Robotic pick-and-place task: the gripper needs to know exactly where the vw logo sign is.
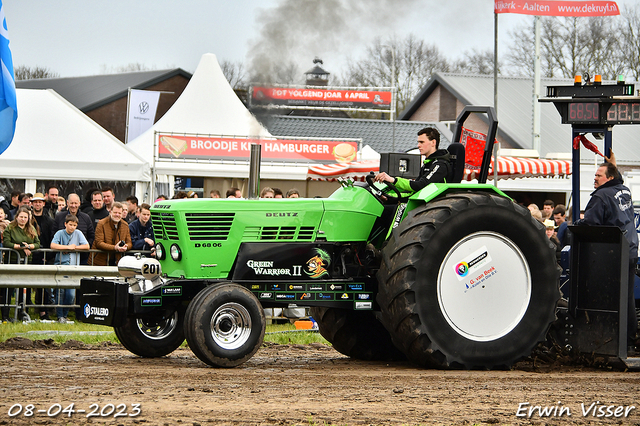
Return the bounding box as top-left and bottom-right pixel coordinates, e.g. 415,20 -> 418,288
138,101 -> 150,114
84,304 -> 91,318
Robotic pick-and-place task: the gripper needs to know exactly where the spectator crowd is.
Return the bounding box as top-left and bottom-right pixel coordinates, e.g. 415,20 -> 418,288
0,186 -> 156,323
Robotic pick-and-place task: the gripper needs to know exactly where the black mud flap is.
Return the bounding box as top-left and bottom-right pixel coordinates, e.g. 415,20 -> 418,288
78,278 -> 129,327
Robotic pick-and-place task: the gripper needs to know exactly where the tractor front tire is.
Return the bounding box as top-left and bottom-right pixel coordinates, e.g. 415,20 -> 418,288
114,310 -> 185,358
377,192 -> 559,369
310,307 -> 405,361
184,284 -> 265,368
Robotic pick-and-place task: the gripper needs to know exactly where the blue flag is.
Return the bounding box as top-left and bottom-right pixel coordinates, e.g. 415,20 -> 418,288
0,0 -> 17,155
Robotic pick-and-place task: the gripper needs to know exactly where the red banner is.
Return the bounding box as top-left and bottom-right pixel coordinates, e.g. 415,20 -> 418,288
157,135 -> 359,164
460,128 -> 487,170
495,0 -> 619,16
251,86 -> 392,109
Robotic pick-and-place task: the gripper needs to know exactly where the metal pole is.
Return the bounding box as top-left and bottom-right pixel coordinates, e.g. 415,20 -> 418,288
533,16 -> 542,154
151,131 -> 157,202
124,87 -> 131,144
391,48 -> 396,152
571,128 -> 581,223
248,144 -> 262,199
493,11 -> 499,185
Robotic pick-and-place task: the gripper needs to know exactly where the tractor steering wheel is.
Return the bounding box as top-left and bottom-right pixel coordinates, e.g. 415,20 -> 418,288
366,172 -> 402,203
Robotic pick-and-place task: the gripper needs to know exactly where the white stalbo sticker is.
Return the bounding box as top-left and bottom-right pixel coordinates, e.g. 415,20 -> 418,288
453,245 -> 492,282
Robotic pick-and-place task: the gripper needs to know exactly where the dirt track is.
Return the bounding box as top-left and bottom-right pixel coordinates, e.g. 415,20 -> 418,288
0,338 -> 639,426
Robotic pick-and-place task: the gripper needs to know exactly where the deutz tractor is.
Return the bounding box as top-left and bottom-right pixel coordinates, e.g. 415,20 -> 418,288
79,106 -> 560,369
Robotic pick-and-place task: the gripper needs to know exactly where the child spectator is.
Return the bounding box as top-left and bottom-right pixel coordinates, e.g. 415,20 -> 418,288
50,214 -> 90,323
286,188 -> 300,198
260,187 -> 275,198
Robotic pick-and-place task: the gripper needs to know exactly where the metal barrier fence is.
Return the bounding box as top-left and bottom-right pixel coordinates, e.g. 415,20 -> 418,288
0,247 -> 150,322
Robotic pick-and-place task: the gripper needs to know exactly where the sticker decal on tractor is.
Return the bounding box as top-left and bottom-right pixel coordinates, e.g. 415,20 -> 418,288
316,293 -> 334,300
83,303 -> 109,319
162,286 -> 182,296
392,203 -> 407,229
305,248 -> 330,279
275,293 -> 296,300
454,245 -> 492,281
297,293 -> 314,300
247,259 -> 300,276
464,266 -> 497,293
355,301 -> 372,310
141,297 -> 162,306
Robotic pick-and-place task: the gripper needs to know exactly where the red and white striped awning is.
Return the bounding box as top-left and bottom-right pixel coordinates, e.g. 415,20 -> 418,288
307,160 -> 380,181
307,157 -> 571,181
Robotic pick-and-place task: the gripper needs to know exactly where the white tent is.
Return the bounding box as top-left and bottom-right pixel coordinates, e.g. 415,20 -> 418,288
0,88 -> 150,182
127,53 -> 311,183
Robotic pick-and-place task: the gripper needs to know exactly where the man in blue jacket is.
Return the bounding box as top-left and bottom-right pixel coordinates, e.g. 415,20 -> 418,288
575,161 -> 638,351
129,203 -> 155,251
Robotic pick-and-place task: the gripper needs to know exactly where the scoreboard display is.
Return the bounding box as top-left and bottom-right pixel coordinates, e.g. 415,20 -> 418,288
567,102 -> 599,123
542,81 -> 640,125
605,102 -> 640,123
563,102 -> 640,125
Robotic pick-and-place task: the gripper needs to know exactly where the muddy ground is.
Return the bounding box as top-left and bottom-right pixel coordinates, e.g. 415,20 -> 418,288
0,338 -> 639,426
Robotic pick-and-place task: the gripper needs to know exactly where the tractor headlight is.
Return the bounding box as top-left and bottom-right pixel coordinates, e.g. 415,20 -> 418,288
155,243 -> 165,260
170,244 -> 182,261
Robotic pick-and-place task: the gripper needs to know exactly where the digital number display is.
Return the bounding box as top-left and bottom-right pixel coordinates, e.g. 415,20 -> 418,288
568,103 -> 600,122
606,103 -> 640,123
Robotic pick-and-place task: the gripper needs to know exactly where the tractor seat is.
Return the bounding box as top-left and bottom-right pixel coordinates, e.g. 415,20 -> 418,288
447,142 -> 465,184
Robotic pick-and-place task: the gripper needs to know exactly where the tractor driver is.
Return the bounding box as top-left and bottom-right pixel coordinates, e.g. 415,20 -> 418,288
375,127 -> 452,192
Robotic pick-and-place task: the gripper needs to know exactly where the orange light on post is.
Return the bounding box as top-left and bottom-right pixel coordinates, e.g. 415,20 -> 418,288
574,75 -> 582,86
594,74 -> 602,85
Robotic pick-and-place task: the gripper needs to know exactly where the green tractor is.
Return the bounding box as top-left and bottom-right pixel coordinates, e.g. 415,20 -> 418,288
79,106 -> 559,369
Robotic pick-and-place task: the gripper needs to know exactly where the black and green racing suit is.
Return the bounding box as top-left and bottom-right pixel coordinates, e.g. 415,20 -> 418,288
392,149 -> 452,193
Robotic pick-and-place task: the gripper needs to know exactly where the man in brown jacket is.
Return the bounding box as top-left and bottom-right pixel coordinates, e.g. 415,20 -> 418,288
91,202 -> 132,266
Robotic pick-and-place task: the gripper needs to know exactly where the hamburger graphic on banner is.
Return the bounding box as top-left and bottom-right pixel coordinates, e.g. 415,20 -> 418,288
157,134 -> 358,164
332,143 -> 356,163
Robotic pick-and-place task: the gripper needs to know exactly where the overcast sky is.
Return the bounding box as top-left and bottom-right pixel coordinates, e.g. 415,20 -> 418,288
2,0 -> 634,79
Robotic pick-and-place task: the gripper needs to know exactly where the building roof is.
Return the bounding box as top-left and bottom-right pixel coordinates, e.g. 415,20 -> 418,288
15,69 -> 192,112
260,115 -> 453,154
399,72 -> 640,165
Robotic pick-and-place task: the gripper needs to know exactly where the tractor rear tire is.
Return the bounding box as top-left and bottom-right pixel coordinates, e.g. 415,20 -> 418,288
310,307 -> 405,361
377,192 -> 559,369
184,283 -> 265,368
114,310 -> 185,358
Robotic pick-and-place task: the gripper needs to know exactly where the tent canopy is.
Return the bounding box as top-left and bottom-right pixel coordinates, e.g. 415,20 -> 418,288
0,89 -> 149,181
127,53 -> 285,178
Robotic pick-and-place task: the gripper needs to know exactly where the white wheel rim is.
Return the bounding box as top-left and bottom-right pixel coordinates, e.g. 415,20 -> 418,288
437,232 -> 531,342
210,302 -> 252,350
136,311 -> 179,340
